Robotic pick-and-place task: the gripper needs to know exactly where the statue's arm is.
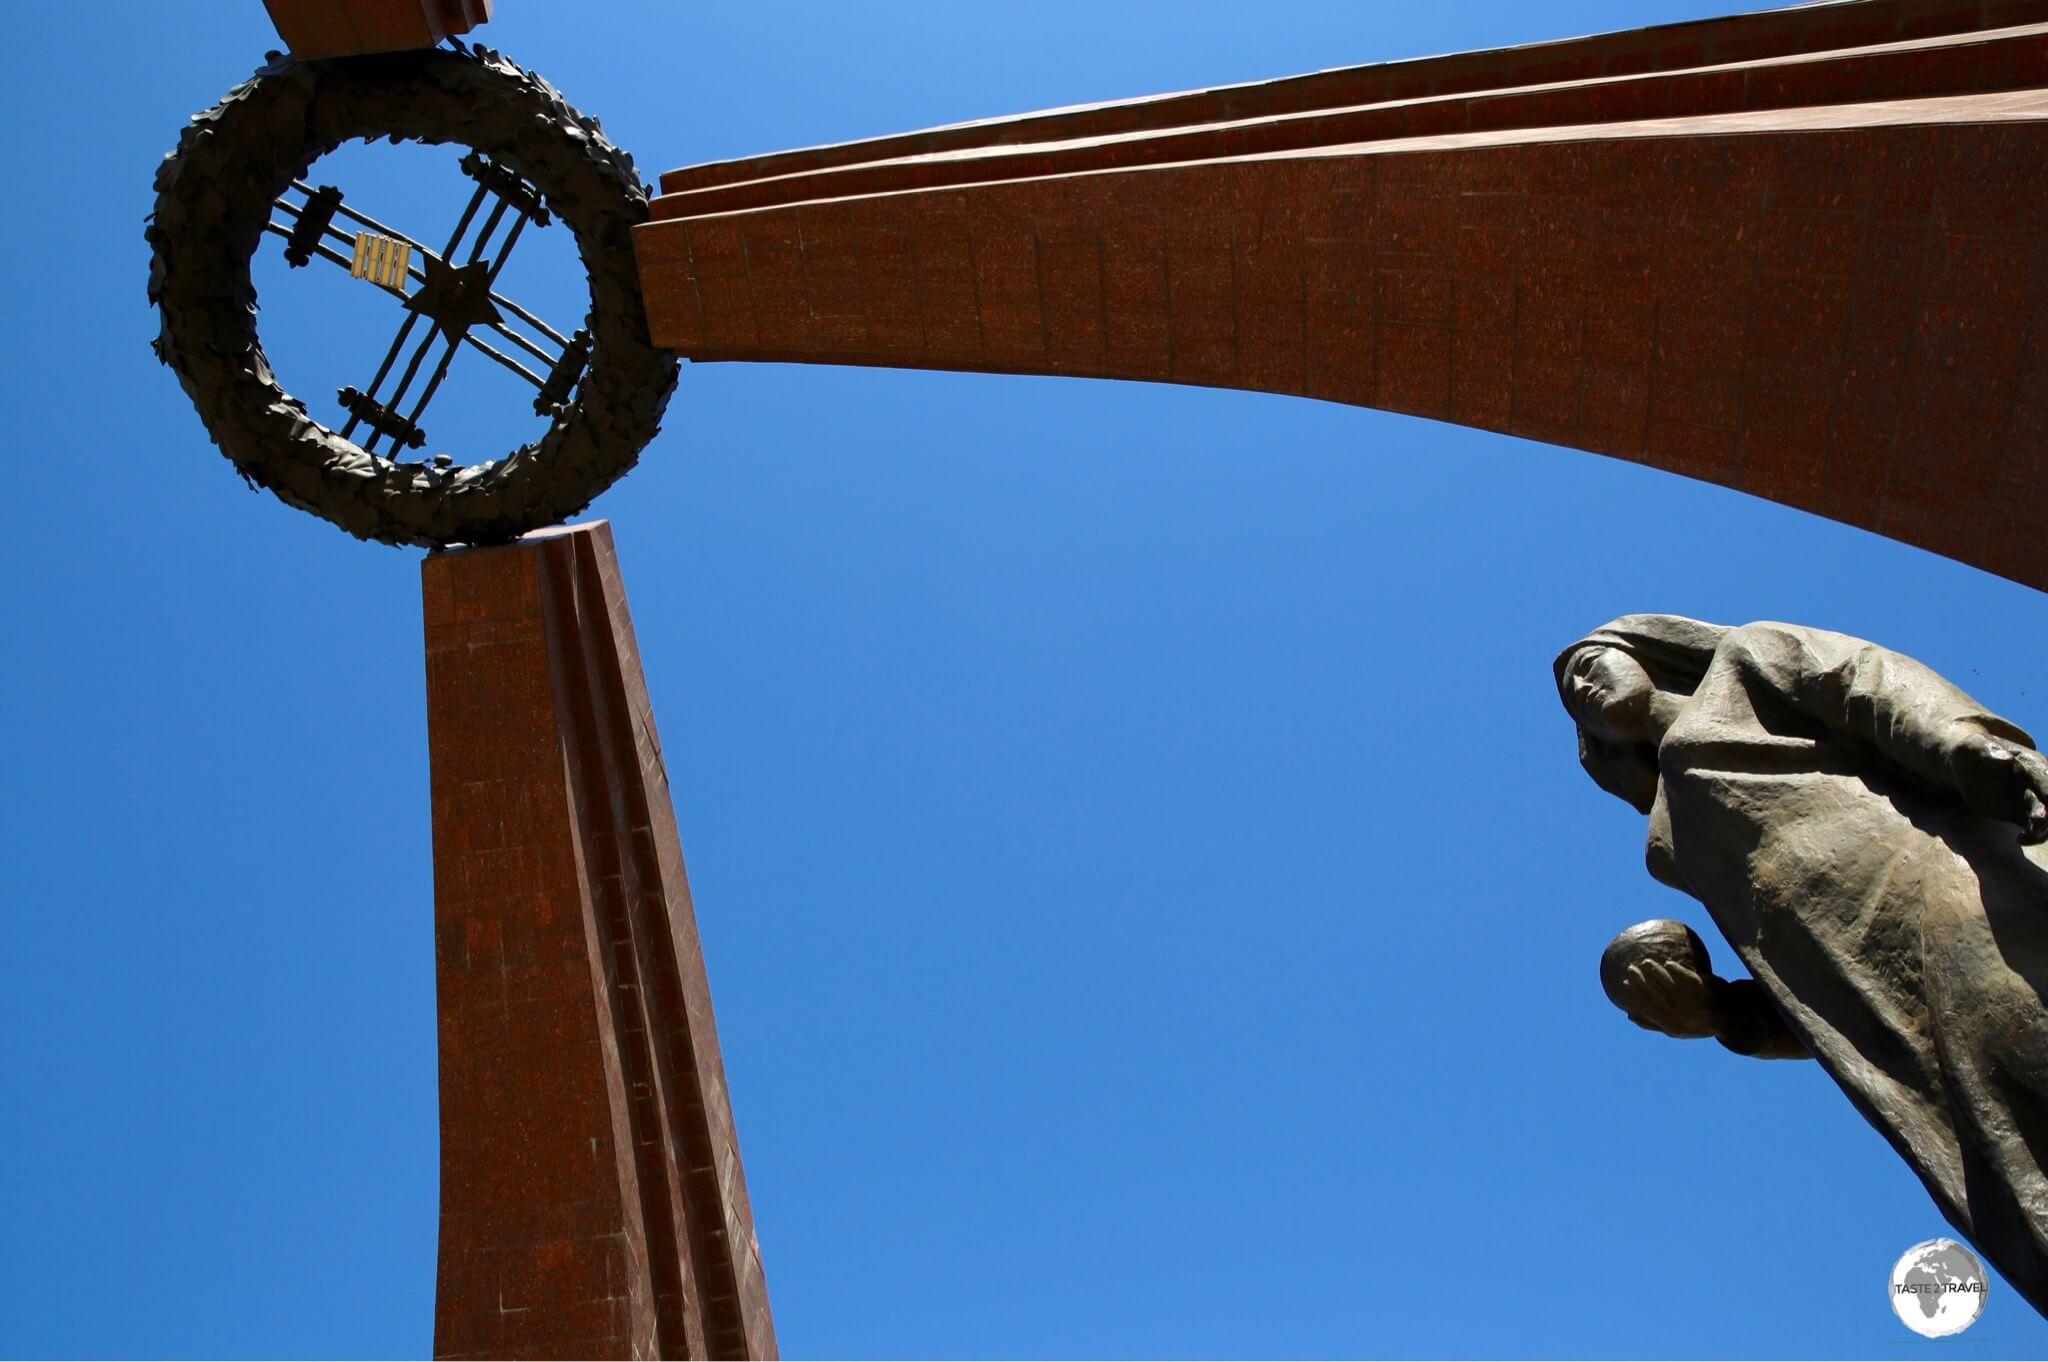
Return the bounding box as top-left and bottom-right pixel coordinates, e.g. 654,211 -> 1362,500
1724,624 -> 2048,843
1710,977 -> 1810,1060
1602,920 -> 1810,1060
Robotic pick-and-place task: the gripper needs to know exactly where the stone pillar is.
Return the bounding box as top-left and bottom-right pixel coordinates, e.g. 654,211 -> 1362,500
260,0 -> 493,60
423,522 -> 775,1361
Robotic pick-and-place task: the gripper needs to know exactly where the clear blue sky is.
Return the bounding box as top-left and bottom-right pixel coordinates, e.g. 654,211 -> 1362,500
4,1 -> 2047,1356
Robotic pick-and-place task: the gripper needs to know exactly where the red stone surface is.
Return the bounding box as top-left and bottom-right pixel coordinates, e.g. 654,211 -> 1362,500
260,0 -> 492,60
424,522 -> 775,1361
636,0 -> 2048,590
657,0 -> 2047,194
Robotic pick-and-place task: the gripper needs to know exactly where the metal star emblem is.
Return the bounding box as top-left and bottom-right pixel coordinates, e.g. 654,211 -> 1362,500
404,254 -> 505,339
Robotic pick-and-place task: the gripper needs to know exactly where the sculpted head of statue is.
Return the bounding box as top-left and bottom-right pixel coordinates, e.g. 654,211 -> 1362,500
1551,615 -> 1724,815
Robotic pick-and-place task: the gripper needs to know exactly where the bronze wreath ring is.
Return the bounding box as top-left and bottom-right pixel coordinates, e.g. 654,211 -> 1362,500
148,45 -> 678,548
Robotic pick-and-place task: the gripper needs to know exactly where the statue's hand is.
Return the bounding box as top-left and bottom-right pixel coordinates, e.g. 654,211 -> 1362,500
1953,732 -> 2048,844
1601,919 -> 1725,1040
1614,957 -> 1722,1039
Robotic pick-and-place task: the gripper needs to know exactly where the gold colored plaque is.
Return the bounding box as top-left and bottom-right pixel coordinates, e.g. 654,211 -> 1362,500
349,232 -> 411,292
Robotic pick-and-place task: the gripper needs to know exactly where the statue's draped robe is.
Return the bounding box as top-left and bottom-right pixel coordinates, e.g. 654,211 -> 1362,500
1640,622 -> 2048,1312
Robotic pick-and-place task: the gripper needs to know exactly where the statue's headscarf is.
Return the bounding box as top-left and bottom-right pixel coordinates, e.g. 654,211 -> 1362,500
1554,614 -> 1732,813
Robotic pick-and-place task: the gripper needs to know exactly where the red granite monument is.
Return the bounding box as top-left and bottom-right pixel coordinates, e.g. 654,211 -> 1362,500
186,1 -> 2048,1356
422,524 -> 774,1359
635,0 -> 2048,591
263,0 -> 491,60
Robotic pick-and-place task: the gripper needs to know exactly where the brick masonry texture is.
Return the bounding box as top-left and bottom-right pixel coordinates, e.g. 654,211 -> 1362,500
656,0 -> 2048,193
423,523 -> 775,1361
259,0 -> 491,60
636,0 -> 2048,590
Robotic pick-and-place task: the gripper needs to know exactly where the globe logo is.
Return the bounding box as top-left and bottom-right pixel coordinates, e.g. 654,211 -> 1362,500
1889,1238 -> 1988,1337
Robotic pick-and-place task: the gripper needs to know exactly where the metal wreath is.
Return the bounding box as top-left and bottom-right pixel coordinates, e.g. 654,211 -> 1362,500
148,45 -> 678,548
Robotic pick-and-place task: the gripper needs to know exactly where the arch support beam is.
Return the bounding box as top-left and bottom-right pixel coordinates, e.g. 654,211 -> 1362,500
424,524 -> 776,1360
636,0 -> 2048,589
260,0 -> 492,59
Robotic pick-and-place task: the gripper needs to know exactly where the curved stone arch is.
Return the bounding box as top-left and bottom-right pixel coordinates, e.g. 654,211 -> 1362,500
635,0 -> 2048,590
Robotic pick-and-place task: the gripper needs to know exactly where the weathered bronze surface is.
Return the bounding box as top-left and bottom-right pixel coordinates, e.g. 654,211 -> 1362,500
1557,615 -> 2048,1316
148,47 -> 676,548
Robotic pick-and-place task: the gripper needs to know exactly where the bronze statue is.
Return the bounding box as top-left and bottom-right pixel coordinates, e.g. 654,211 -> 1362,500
1555,615 -> 2048,1316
